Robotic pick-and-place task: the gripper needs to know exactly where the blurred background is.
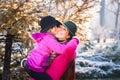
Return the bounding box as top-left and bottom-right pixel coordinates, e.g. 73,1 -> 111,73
0,0 -> 120,80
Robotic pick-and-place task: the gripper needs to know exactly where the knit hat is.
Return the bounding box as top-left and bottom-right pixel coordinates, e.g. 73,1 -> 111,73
39,15 -> 61,32
63,20 -> 77,36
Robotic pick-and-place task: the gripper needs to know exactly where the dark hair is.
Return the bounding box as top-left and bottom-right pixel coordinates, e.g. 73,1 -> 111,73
56,21 -> 62,27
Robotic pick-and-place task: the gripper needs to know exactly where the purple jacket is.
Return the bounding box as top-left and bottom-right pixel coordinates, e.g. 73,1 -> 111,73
26,32 -> 79,73
26,32 -> 67,72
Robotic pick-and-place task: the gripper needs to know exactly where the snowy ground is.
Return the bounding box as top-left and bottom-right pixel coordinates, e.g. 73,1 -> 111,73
76,40 -> 120,79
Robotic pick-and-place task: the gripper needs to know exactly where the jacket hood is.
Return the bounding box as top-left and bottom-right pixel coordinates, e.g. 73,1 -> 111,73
32,32 -> 46,42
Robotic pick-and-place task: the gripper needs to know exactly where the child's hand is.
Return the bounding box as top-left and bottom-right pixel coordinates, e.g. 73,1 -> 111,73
72,36 -> 79,40
72,36 -> 80,44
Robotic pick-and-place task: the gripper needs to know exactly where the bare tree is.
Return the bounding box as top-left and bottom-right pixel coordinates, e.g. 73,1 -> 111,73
109,0 -> 120,39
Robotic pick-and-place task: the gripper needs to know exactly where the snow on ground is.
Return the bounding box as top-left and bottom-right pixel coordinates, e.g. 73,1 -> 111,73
76,40 -> 120,79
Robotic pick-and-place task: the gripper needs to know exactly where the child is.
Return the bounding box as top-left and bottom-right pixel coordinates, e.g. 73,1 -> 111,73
23,16 -> 79,80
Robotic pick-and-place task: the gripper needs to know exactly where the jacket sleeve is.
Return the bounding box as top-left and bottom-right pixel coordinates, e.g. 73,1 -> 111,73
45,36 -> 79,54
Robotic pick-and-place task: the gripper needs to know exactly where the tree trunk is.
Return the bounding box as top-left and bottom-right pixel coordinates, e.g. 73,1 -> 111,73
100,0 -> 106,42
60,60 -> 76,80
100,0 -> 105,27
115,2 -> 120,39
2,34 -> 14,80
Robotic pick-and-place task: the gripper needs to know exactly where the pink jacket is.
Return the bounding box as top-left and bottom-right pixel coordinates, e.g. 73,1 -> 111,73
26,32 -> 78,73
46,37 -> 79,80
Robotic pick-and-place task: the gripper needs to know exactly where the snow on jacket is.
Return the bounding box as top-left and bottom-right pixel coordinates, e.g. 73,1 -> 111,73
46,37 -> 79,80
26,32 -> 78,72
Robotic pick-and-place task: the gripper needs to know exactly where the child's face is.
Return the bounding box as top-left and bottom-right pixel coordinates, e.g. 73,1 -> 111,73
55,25 -> 70,41
49,26 -> 58,35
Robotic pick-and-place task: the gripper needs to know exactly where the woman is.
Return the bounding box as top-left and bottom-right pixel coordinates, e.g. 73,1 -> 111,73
46,20 -> 79,80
